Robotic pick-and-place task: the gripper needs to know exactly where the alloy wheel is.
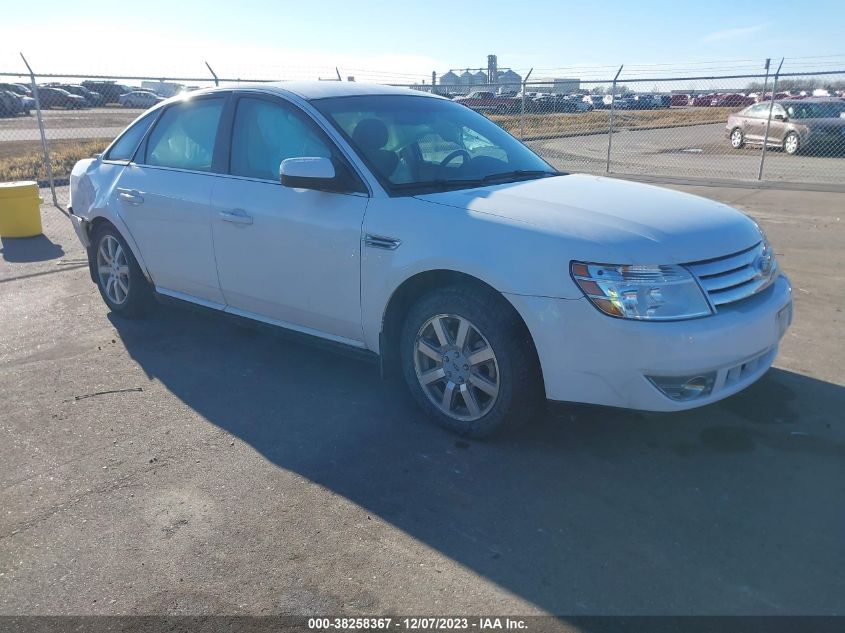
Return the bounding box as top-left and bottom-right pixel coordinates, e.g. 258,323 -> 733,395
96,235 -> 130,305
784,133 -> 799,155
730,129 -> 743,148
413,314 -> 500,422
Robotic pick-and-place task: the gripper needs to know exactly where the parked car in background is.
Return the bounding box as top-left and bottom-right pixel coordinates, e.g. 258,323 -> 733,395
1,83 -> 34,113
567,95 -> 593,112
531,94 -> 580,113
691,94 -> 715,107
0,83 -> 31,98
118,90 -> 165,109
671,94 -> 690,106
0,90 -> 25,117
726,99 -> 845,155
455,91 -> 517,114
37,86 -> 86,109
81,80 -> 134,104
632,94 -> 665,109
603,94 -> 637,109
583,95 -> 607,109
48,83 -> 104,106
712,93 -> 755,108
69,82 -> 792,437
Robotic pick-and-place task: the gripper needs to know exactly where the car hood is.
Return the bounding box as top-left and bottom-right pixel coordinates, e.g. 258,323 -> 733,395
416,174 -> 762,264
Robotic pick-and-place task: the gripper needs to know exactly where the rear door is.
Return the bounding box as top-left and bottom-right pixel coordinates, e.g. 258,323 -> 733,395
743,104 -> 769,142
112,94 -> 228,306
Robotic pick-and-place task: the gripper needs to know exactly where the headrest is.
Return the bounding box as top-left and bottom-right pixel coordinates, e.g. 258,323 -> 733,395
351,118 -> 389,150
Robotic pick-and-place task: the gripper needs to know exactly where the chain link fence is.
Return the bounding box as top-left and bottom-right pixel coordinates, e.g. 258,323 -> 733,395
1,59 -> 843,207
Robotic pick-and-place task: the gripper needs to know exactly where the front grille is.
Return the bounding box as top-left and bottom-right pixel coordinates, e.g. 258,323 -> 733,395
686,241 -> 776,308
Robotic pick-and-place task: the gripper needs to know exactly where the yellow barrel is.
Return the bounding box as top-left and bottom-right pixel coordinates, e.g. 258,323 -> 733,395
0,181 -> 42,238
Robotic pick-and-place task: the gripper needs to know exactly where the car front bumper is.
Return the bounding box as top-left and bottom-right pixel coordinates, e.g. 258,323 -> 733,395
505,273 -> 792,411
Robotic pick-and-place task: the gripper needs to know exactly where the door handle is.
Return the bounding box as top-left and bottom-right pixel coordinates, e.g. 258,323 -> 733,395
117,189 -> 144,205
219,209 -> 253,225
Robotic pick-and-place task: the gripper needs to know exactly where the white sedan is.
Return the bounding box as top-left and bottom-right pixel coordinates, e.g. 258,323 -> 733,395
68,82 -> 792,437
118,90 -> 163,108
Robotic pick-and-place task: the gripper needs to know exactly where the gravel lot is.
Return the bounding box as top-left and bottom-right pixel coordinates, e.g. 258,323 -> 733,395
1,183 -> 843,616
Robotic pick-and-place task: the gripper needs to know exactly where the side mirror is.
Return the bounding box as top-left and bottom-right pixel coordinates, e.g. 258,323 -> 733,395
279,157 -> 337,191
773,114 -> 787,121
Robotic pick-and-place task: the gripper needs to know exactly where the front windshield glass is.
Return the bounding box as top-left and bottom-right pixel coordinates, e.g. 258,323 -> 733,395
784,102 -> 845,119
312,94 -> 559,195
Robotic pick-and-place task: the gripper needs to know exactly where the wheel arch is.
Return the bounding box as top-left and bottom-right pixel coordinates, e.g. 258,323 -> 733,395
378,269 -> 541,389
87,216 -> 153,285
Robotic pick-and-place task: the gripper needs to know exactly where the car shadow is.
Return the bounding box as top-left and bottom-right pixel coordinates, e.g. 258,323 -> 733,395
0,235 -> 65,263
108,304 -> 845,614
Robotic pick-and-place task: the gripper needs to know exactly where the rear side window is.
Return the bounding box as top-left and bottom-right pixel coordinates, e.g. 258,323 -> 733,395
230,97 -> 332,180
105,112 -> 157,162
144,98 -> 224,171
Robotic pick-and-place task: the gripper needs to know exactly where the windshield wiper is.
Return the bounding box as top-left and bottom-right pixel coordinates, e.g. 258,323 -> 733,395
480,170 -> 559,183
390,171 -> 560,194
391,179 -> 489,192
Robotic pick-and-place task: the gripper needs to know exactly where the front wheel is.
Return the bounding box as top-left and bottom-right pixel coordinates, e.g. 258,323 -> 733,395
399,286 -> 543,438
92,224 -> 152,317
783,132 -> 800,155
729,127 -> 745,149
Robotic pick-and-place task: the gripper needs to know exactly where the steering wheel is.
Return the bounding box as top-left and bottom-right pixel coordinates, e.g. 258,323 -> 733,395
436,149 -> 470,178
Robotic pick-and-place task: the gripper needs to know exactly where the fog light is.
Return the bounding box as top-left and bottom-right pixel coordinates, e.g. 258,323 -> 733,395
647,372 -> 716,401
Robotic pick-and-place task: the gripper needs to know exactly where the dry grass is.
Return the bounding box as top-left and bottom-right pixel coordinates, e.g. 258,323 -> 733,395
492,107 -> 736,139
0,138 -> 110,182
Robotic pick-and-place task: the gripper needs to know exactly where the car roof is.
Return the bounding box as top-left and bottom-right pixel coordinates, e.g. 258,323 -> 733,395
212,81 -> 444,102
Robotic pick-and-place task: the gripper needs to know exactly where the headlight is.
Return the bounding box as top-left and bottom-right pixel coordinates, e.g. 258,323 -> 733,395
570,261 -> 713,321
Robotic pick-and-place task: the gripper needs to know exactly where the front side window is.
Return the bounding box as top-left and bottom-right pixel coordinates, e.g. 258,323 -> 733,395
313,95 -> 557,195
785,102 -> 845,119
144,97 -> 224,171
105,111 -> 157,162
230,97 -> 333,180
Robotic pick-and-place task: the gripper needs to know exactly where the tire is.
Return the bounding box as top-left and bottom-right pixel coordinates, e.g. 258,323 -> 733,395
729,127 -> 745,149
91,224 -> 153,318
783,132 -> 800,155
399,285 -> 543,438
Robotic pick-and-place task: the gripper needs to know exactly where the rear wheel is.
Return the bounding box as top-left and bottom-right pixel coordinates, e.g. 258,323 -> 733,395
92,224 -> 152,317
729,127 -> 745,149
400,286 -> 543,438
783,132 -> 800,155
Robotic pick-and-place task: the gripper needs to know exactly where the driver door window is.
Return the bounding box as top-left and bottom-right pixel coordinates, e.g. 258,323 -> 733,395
230,97 -> 332,180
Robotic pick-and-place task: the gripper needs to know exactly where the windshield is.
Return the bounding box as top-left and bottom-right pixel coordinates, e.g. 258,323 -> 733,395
784,102 -> 845,119
312,95 -> 559,195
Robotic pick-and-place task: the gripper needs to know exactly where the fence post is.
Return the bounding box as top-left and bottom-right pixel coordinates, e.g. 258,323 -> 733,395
19,53 -> 57,207
758,57 -> 784,181
605,64 -> 623,173
520,68 -> 533,140
205,61 -> 219,86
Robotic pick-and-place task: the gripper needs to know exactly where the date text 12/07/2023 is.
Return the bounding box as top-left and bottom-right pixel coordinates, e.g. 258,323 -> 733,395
307,617 -> 529,630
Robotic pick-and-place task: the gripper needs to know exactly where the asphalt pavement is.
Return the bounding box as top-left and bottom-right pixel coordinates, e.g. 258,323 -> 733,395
0,183 -> 843,616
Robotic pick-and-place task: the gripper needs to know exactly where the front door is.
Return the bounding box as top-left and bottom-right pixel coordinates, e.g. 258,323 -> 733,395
210,95 -> 369,343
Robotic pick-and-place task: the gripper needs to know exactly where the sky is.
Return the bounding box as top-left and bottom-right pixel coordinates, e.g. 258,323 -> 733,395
2,0 -> 844,83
